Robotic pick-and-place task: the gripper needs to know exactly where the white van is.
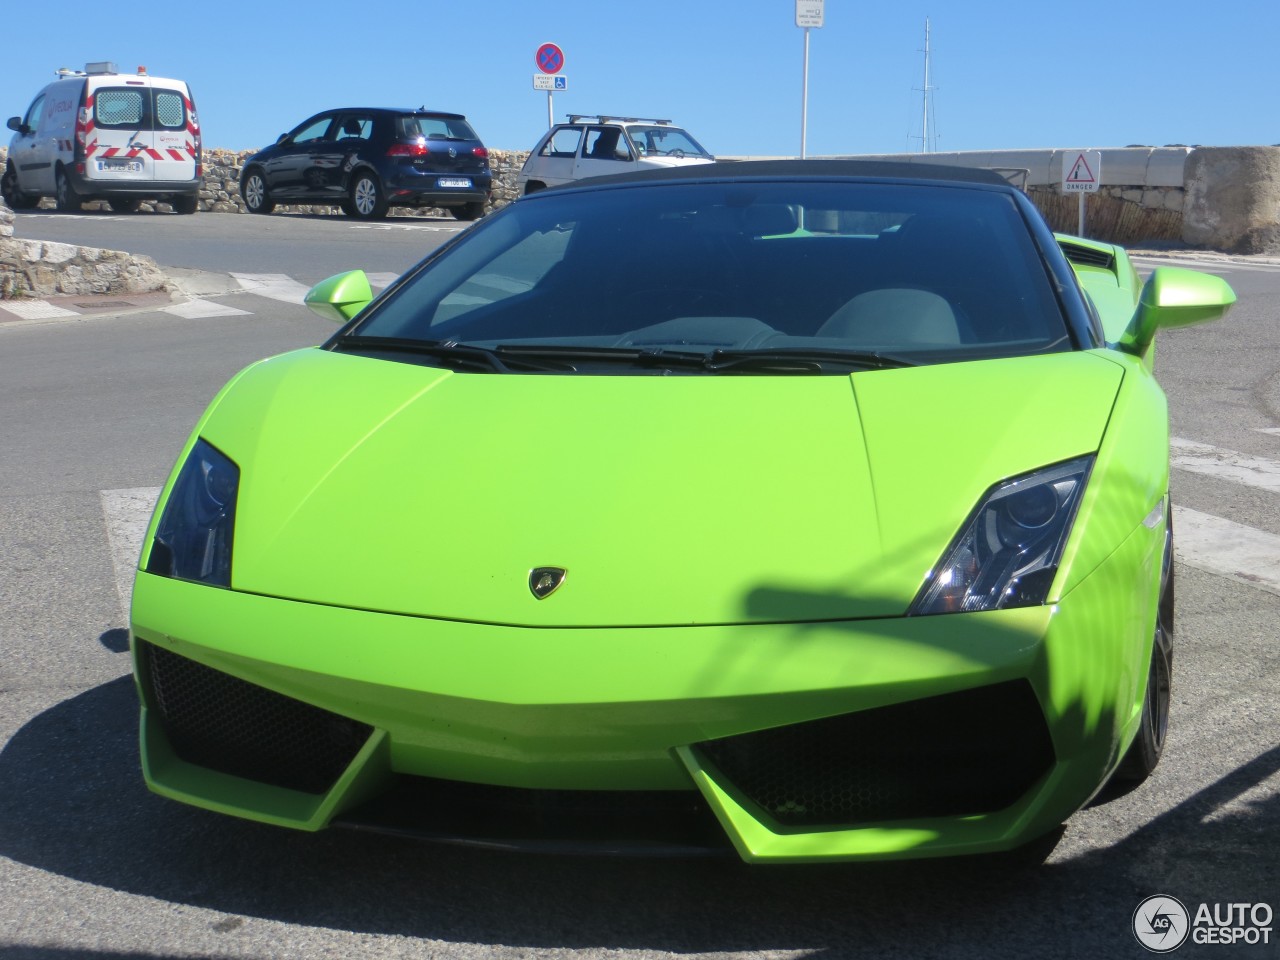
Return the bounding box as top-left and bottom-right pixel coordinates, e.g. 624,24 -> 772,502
3,62 -> 202,214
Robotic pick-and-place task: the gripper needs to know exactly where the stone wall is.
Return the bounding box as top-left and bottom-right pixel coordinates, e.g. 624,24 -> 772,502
4,143 -> 1279,254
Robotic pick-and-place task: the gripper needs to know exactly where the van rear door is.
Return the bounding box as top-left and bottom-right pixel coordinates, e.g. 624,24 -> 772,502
149,83 -> 199,185
84,77 -> 198,186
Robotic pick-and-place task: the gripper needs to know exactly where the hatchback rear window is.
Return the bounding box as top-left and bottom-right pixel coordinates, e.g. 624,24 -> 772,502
397,116 -> 478,141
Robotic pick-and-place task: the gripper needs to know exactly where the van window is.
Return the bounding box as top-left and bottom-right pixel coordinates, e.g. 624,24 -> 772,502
96,89 -> 145,127
155,91 -> 186,130
23,94 -> 44,135
93,87 -> 189,131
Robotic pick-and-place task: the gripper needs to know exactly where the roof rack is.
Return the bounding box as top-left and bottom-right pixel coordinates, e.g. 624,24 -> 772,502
566,115 -> 672,126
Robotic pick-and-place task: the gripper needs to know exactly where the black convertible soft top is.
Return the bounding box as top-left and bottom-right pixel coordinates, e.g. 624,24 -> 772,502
549,158 -> 1013,191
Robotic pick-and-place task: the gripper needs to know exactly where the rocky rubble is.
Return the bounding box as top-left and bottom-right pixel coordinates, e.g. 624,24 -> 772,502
0,194 -> 170,299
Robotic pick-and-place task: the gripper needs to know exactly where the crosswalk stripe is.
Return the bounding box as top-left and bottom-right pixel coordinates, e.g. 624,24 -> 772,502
162,298 -> 252,319
1171,437 -> 1280,494
0,300 -> 79,319
231,272 -> 313,304
100,486 -> 161,613
1173,506 -> 1280,598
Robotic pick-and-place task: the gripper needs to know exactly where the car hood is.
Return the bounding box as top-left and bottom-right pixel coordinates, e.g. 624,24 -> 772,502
196,348 -> 1125,626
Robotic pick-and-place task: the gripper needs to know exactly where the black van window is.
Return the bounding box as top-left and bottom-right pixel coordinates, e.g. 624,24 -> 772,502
93,87 -> 187,131
155,91 -> 186,129
95,89 -> 145,127
23,94 -> 44,135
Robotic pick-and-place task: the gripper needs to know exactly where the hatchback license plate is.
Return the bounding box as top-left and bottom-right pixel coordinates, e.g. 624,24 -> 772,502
437,177 -> 472,189
97,158 -> 143,173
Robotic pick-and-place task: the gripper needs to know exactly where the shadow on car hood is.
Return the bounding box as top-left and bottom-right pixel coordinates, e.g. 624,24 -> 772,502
198,349 -> 1123,626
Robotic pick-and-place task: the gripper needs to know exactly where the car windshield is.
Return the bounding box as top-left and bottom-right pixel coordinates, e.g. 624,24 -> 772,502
628,126 -> 711,158
340,178 -> 1071,374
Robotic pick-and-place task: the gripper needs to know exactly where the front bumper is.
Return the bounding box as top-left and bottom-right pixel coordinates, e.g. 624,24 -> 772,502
130,526 -> 1154,862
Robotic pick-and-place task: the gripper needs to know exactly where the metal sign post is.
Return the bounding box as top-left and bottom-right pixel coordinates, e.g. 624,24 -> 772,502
535,43 -> 566,129
796,0 -> 824,159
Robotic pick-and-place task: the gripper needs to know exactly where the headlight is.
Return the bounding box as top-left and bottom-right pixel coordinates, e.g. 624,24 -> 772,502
909,456 -> 1093,615
145,438 -> 239,588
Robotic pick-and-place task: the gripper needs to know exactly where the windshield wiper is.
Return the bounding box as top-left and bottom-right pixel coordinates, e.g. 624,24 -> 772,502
331,337 -> 573,372
701,348 -> 918,372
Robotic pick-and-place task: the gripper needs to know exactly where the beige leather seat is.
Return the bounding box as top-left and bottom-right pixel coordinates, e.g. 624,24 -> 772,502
817,288 -> 960,345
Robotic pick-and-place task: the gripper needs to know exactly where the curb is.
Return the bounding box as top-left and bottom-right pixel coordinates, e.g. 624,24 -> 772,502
0,266 -> 238,328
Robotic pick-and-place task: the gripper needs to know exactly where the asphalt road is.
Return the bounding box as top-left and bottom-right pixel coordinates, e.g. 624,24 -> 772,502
1,210 -> 1276,959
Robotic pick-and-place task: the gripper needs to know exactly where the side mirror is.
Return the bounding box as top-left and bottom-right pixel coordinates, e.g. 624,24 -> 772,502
1120,266 -> 1236,355
304,270 -> 374,324
7,117 -> 25,134
276,132 -> 289,144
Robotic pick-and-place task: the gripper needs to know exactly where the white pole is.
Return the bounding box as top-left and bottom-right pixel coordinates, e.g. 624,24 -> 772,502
921,18 -> 930,153
1078,193 -> 1086,237
801,27 -> 810,159
547,92 -> 553,129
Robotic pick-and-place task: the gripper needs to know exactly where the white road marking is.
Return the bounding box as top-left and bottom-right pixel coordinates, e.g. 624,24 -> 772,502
1254,428 -> 1280,438
1173,506 -> 1280,598
350,223 -> 465,233
0,300 -> 79,319
231,272 -> 313,304
162,298 -> 252,319
100,487 -> 161,614
1170,437 -> 1280,494
365,272 -> 401,288
1132,256 -> 1280,274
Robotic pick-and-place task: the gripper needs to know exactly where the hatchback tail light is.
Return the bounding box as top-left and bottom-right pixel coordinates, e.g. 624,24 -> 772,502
387,142 -> 429,158
472,146 -> 489,158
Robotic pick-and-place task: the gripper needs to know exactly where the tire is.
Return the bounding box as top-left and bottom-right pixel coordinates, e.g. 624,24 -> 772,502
1,163 -> 38,209
1113,511 -> 1174,784
451,201 -> 484,221
523,181 -> 545,196
346,172 -> 387,219
241,169 -> 275,214
172,195 -> 198,215
55,167 -> 83,212
108,198 -> 142,213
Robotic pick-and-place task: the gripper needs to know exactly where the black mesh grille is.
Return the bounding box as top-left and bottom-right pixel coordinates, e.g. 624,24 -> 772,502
696,680 -> 1054,827
337,776 -> 732,856
141,642 -> 373,795
1059,241 -> 1115,270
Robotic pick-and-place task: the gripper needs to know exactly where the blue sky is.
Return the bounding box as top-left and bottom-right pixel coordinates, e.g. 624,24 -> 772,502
4,1 -> 1276,158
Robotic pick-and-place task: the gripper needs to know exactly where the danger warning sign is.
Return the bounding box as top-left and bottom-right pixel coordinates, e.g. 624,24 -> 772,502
1063,150 -> 1101,193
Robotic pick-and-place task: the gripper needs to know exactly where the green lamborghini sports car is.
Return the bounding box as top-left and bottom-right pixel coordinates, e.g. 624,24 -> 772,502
131,160 -> 1236,862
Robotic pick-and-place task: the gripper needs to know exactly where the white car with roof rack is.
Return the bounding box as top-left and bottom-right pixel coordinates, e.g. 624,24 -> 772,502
516,116 -> 714,195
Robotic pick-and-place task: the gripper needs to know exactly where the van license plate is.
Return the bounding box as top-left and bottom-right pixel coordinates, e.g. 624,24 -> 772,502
437,177 -> 472,188
97,159 -> 143,173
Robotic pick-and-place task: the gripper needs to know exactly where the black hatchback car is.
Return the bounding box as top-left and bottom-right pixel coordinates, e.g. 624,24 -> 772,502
240,108 -> 492,220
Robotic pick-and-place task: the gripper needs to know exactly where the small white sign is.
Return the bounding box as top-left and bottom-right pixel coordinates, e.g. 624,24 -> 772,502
533,74 -> 568,91
796,0 -> 825,27
1063,150 -> 1101,193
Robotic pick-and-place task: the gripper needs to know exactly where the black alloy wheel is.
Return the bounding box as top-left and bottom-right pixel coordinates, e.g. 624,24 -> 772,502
1114,511 -> 1175,783
55,168 -> 82,212
2,164 -> 38,209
